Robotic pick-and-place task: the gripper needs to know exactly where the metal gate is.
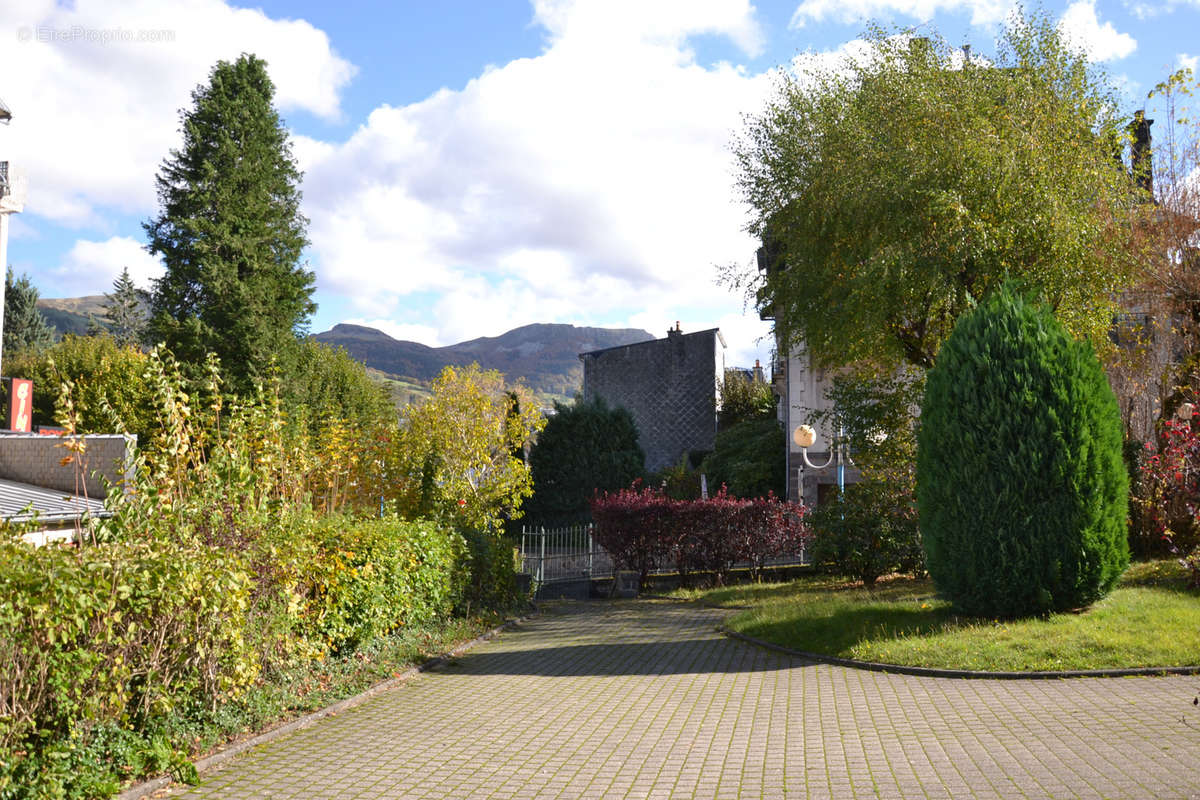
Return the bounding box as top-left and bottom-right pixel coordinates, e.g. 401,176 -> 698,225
519,523 -> 613,598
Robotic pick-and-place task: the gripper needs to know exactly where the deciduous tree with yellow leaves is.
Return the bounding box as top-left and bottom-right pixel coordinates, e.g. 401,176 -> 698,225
396,364 -> 545,531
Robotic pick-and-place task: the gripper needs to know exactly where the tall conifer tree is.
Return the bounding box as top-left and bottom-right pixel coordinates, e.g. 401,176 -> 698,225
3,268 -> 55,356
144,53 -> 314,392
101,267 -> 147,348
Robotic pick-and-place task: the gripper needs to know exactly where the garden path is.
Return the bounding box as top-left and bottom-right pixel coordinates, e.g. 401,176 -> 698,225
171,600 -> 1200,799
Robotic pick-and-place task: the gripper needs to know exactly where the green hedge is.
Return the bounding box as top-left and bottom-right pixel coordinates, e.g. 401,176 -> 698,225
0,538 -> 255,798
305,517 -> 467,653
0,515 -> 497,797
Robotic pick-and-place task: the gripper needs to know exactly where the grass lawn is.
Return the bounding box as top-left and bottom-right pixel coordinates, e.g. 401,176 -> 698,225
673,560 -> 1200,671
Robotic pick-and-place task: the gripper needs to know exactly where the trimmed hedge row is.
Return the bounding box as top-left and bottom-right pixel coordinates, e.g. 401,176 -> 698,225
590,484 -> 807,586
0,515 -> 486,798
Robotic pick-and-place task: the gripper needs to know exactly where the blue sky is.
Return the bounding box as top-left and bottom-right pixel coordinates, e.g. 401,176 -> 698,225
0,0 -> 1196,368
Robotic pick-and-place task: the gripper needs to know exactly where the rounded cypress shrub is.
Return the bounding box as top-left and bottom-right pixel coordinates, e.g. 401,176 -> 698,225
916,286 -> 1128,617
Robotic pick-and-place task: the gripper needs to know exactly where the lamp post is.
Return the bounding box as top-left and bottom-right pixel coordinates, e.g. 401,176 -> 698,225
792,423 -> 852,499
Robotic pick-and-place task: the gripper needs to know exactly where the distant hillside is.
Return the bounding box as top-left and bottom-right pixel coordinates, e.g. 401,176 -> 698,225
37,296 -> 107,337
32,297 -> 656,403
314,322 -> 655,401
39,295 -> 152,339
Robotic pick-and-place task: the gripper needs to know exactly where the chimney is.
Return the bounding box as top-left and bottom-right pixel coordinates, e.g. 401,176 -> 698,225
752,359 -> 765,384
668,320 -> 682,340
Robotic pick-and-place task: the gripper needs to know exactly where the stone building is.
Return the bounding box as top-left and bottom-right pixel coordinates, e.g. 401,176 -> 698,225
580,325 -> 725,473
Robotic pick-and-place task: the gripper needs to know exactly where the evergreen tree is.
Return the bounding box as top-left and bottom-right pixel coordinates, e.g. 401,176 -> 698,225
3,268 -> 55,356
525,397 -> 645,524
85,314 -> 106,338
917,286 -> 1129,617
101,267 -> 147,348
698,417 -> 785,499
144,53 -> 314,393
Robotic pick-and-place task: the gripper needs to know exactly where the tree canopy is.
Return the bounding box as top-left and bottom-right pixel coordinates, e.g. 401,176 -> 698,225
3,268 -> 55,357
717,369 -> 776,429
525,397 -> 645,524
144,53 -> 314,393
735,13 -> 1139,370
395,364 -> 545,531
102,267 -> 148,349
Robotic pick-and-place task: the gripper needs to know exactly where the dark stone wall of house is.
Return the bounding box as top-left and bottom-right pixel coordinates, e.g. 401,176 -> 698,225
581,329 -> 721,473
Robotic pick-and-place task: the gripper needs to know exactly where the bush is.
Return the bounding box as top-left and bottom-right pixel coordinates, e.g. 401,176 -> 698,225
807,479 -> 922,587
1136,414 -> 1200,582
0,538 -> 255,795
699,418 -> 785,499
647,458 -> 703,500
917,286 -> 1129,617
590,484 -> 807,586
590,483 -> 672,585
1125,436 -> 1180,559
525,397 -> 645,525
305,517 -> 467,654
455,527 -> 525,615
284,340 -> 396,434
4,335 -> 152,439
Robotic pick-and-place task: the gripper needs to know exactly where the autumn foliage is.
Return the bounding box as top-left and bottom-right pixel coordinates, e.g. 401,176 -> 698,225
589,483 -> 808,586
1138,415 -> 1200,584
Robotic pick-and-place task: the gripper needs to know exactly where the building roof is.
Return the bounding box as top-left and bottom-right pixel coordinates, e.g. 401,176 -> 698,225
579,327 -> 725,359
0,477 -> 108,524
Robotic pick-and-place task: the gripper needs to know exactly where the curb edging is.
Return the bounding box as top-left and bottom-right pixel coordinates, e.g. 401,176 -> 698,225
117,611 -> 536,800
722,627 -> 1200,680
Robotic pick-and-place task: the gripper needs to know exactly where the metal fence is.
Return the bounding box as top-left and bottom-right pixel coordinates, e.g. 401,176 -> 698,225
519,523 -> 613,588
519,523 -> 810,597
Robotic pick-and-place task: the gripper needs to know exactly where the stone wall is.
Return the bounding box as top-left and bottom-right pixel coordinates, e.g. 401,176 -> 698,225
0,433 -> 136,499
581,328 -> 724,473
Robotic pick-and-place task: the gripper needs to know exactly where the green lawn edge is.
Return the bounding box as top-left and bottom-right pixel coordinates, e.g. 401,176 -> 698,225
672,561 -> 1200,672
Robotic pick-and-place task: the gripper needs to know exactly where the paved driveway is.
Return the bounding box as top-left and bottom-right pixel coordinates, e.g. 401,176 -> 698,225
173,600 -> 1200,799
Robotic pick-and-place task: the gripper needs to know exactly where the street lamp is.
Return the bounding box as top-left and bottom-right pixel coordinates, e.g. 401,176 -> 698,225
792,423 -> 852,497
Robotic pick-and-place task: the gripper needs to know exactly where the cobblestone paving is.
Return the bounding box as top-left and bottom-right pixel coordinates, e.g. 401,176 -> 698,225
172,600 -> 1200,799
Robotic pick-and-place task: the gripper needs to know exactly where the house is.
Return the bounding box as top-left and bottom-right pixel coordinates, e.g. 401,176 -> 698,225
756,259 -> 861,506
580,324 -> 725,473
0,429 -> 135,545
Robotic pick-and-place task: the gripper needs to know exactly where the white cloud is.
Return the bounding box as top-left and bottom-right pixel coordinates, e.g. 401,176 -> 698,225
788,0 -> 1013,29
1181,53 -> 1199,72
1058,0 -> 1137,62
53,235 -> 163,294
4,0 -> 801,360
1126,0 -> 1200,20
533,0 -> 766,58
0,0 -> 355,226
299,0 -> 775,353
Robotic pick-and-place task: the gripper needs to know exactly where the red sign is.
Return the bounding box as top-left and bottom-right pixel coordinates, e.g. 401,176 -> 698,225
9,378 -> 32,432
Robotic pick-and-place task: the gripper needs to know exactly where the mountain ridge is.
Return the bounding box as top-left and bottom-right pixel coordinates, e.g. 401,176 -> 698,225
33,296 -> 656,401
313,321 -> 656,399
